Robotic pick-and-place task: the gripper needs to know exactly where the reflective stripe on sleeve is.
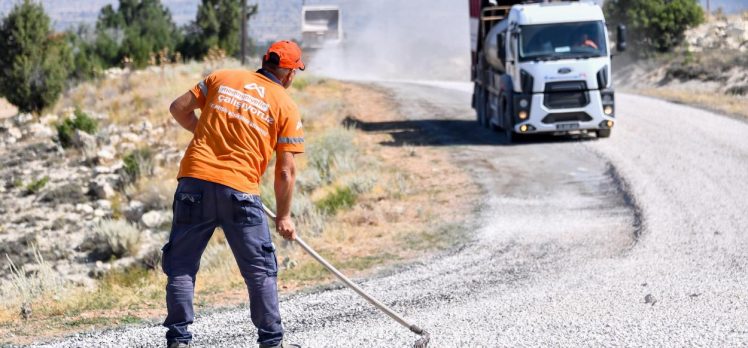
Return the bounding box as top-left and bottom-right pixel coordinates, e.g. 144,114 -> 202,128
278,136 -> 304,144
198,80 -> 208,96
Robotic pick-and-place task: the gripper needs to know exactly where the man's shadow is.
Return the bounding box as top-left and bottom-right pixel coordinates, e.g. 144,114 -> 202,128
342,116 -> 599,147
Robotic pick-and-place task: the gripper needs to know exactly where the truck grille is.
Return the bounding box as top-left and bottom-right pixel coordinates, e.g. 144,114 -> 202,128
541,112 -> 593,124
543,81 -> 589,109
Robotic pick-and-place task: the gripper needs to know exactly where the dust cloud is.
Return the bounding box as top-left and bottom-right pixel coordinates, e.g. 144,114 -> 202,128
305,0 -> 471,81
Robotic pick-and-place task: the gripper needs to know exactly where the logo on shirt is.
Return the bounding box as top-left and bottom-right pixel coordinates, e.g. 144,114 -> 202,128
296,121 -> 303,130
244,83 -> 266,98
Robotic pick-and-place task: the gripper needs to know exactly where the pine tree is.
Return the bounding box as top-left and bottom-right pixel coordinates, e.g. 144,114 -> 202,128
95,0 -> 180,68
180,0 -> 245,59
0,0 -> 73,114
605,0 -> 704,54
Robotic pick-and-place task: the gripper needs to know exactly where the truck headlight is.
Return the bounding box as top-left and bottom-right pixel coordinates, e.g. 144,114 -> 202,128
519,98 -> 529,108
604,106 -> 614,115
518,110 -> 528,120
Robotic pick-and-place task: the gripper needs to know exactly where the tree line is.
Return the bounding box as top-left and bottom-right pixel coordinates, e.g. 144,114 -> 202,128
1,0 -> 708,114
0,0 -> 255,113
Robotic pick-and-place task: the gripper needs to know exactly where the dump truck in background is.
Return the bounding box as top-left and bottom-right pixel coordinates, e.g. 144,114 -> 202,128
301,5 -> 342,49
470,0 -> 626,142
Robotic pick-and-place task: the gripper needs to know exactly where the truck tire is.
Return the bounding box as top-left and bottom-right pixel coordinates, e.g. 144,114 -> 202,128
597,129 -> 611,138
487,94 -> 499,130
501,97 -> 513,144
474,84 -> 484,126
482,90 -> 491,128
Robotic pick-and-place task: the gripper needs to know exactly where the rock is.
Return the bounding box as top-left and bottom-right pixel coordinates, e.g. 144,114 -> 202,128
124,200 -> 145,223
75,203 -> 94,215
15,113 -> 34,125
141,210 -> 170,228
136,120 -> 153,133
20,303 -> 32,320
726,22 -> 748,42
28,123 -> 54,138
90,174 -> 118,199
95,199 -> 112,211
93,161 -> 124,175
64,212 -> 82,222
644,294 -> 657,306
93,209 -> 108,218
90,260 -> 112,278
40,114 -> 59,124
73,129 -> 97,153
7,126 -> 22,141
121,131 -> 141,143
95,146 -> 117,165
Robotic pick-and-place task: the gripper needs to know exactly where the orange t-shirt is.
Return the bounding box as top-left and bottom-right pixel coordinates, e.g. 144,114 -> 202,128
177,69 -> 304,194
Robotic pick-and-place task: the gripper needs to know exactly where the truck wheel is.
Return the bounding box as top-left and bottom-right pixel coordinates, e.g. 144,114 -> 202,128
501,98 -> 513,144
474,85 -> 484,126
483,93 -> 493,129
503,125 -> 513,143
597,129 -> 611,138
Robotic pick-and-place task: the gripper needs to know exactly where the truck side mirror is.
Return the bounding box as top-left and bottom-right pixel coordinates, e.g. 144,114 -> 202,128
616,25 -> 627,52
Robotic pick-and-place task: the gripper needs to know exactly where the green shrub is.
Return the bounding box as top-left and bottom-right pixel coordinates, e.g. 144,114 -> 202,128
605,0 -> 704,54
315,186 -> 357,216
0,0 -> 73,113
56,108 -> 98,148
25,176 -> 49,194
179,0 -> 253,60
95,0 -> 181,68
122,148 -> 154,184
307,127 -> 358,184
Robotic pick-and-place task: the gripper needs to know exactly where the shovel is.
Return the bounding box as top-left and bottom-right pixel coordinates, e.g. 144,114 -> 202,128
262,204 -> 431,348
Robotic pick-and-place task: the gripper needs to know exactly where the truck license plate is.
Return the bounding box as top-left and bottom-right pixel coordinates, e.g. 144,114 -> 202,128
556,123 -> 580,130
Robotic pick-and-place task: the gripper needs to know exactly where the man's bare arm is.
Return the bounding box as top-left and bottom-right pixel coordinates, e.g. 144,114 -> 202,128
169,92 -> 200,133
274,151 -> 297,240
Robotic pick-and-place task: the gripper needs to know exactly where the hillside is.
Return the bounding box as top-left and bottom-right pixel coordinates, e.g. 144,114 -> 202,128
615,12 -> 748,119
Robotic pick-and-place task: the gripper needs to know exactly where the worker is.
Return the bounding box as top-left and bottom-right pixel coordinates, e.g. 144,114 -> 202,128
162,40 -> 306,348
574,32 -> 599,50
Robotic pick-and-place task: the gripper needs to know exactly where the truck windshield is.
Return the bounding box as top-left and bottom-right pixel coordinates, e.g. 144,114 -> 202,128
519,21 -> 607,61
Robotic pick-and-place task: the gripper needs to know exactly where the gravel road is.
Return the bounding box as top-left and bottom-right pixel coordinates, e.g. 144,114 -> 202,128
34,83 -> 748,347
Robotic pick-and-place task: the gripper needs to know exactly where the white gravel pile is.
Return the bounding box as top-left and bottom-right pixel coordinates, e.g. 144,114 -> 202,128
32,85 -> 748,347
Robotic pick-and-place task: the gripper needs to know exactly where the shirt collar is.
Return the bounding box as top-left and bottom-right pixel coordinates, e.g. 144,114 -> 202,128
257,68 -> 282,86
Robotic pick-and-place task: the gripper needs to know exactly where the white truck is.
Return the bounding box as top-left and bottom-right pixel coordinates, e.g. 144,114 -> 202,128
301,5 -> 342,49
470,0 -> 626,142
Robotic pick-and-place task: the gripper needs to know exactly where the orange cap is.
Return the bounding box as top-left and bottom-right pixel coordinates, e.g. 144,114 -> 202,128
264,40 -> 305,71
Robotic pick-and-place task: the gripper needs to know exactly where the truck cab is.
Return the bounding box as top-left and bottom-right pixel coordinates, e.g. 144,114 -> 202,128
471,1 -> 625,141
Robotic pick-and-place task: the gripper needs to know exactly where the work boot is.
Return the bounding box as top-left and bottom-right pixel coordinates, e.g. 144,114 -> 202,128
259,341 -> 301,348
167,342 -> 190,348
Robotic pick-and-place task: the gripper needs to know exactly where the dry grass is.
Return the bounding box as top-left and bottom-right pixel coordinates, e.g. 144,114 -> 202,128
82,219 -> 142,260
637,87 -> 748,120
55,61 -> 242,127
0,66 -> 479,345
